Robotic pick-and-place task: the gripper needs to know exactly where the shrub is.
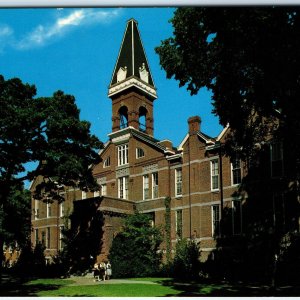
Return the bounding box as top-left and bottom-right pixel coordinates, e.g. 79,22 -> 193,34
109,213 -> 162,278
172,239 -> 201,281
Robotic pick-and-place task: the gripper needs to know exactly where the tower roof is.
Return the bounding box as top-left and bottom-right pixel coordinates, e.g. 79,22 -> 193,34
108,18 -> 157,99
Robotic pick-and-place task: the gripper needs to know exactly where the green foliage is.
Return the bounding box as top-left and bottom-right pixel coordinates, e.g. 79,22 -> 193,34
0,75 -> 103,202
14,242 -> 46,277
156,8 -> 300,170
109,213 -> 162,278
0,74 -> 103,269
172,239 -> 201,281
0,183 -> 31,248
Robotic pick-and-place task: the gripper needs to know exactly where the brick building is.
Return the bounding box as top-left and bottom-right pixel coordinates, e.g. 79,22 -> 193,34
30,18 -> 249,264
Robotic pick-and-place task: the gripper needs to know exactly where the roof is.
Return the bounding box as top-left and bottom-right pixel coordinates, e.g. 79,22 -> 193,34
108,18 -> 157,99
107,126 -> 175,155
178,131 -> 215,151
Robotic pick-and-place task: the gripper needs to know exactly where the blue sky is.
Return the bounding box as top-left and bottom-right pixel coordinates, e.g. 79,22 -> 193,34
0,8 -> 222,147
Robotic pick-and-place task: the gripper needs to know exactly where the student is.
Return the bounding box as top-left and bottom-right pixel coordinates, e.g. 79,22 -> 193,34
106,261 -> 112,280
93,263 -> 100,282
99,261 -> 107,281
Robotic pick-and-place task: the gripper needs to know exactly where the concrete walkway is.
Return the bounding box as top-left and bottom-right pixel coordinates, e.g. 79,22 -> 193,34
66,276 -> 158,286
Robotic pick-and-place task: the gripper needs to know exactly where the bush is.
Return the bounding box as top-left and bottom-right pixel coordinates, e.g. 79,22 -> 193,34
172,239 -> 201,281
109,213 -> 162,278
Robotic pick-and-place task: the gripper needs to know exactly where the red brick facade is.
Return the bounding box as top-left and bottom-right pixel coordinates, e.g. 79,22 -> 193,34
30,19 -> 246,263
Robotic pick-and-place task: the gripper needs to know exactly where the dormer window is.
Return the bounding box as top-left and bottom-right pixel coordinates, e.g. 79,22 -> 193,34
136,147 -> 145,159
139,63 -> 149,83
104,156 -> 111,168
117,66 -> 127,83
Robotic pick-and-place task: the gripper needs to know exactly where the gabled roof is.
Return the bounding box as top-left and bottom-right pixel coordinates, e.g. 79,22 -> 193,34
107,126 -> 175,155
108,18 -> 157,99
178,131 -> 215,151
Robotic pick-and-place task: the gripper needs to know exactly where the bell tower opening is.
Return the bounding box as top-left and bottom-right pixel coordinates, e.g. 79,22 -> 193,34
119,106 -> 128,129
139,106 -> 147,133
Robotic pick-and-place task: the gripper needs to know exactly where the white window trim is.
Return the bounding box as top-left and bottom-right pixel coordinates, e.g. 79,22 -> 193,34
103,156 -> 111,168
143,174 -> 149,200
118,176 -> 129,199
136,147 -> 145,159
231,158 -> 242,186
82,191 -> 87,200
118,144 -> 129,166
175,168 -> 182,197
210,159 -> 219,191
46,202 -> 51,218
34,199 -> 39,220
59,202 -> 64,217
152,172 -> 158,199
59,226 -> 64,250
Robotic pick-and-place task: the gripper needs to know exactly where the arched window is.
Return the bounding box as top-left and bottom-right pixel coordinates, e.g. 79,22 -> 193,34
139,106 -> 147,132
119,106 -> 128,129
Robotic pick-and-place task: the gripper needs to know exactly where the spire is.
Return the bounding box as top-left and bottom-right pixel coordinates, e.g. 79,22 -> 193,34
108,18 -> 157,100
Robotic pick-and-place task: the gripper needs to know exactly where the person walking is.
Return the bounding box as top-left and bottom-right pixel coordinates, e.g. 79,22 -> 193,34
106,261 -> 112,280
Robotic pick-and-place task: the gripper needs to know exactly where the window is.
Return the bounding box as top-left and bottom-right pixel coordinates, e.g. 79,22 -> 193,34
59,202 -> 64,217
136,147 -> 145,159
100,184 -> 107,196
35,229 -> 39,246
152,172 -> 158,198
46,202 -> 52,218
271,142 -> 283,177
59,226 -> 65,250
231,156 -> 242,185
118,144 -> 129,166
176,210 -> 183,239
94,191 -> 100,197
46,227 -> 51,249
118,176 -> 129,199
175,168 -> 182,196
82,191 -> 87,199
211,205 -> 220,237
143,175 -> 149,200
34,200 -> 39,220
232,200 -> 242,235
41,231 -> 46,247
104,156 -> 111,168
211,159 -> 219,190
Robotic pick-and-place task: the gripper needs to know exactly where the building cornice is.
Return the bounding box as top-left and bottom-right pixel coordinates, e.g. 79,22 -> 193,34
108,76 -> 157,99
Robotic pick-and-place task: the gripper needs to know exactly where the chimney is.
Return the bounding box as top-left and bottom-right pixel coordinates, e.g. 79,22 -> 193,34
188,116 -> 201,134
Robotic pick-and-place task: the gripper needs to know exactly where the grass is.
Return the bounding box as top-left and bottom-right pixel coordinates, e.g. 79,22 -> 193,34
2,275 -> 300,297
36,283 -> 182,297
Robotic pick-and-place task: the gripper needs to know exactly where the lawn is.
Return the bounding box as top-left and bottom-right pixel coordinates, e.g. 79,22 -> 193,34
2,276 -> 300,297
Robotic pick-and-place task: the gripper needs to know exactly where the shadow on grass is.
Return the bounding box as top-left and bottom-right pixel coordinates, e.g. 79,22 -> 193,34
0,275 -> 74,297
156,279 -> 300,297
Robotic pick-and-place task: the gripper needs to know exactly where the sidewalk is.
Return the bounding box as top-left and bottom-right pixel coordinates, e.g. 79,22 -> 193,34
66,275 -> 158,286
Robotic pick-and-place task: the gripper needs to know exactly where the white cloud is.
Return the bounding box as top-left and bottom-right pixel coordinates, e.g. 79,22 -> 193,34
0,25 -> 13,37
15,8 -> 122,50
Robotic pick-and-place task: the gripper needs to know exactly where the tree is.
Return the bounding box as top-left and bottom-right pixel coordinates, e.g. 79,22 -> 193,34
156,8 -> 300,286
0,183 -> 31,251
0,75 -> 103,273
156,7 -> 300,169
109,213 -> 162,278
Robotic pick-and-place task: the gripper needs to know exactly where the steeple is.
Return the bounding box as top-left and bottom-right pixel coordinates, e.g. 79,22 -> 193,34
108,19 -> 157,136
108,18 -> 157,100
